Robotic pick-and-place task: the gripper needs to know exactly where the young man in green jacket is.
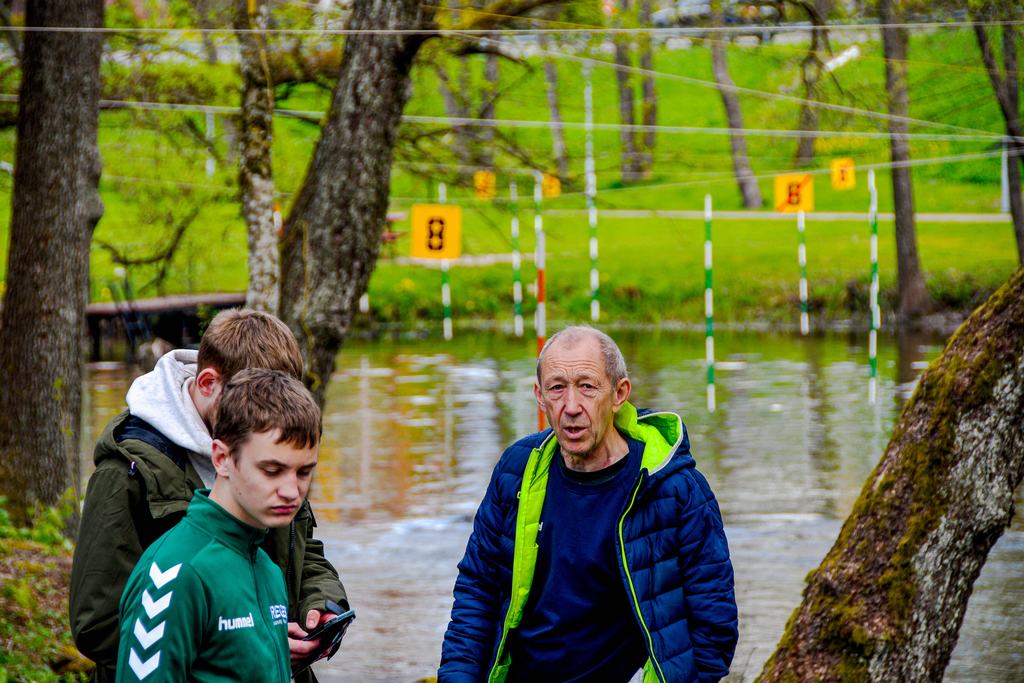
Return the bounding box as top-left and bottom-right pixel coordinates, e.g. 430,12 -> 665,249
71,309 -> 347,682
116,369 -> 322,682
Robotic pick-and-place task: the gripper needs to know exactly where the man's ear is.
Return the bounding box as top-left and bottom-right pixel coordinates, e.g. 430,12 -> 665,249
612,377 -> 631,411
212,439 -> 233,477
195,367 -> 223,398
534,383 -> 543,407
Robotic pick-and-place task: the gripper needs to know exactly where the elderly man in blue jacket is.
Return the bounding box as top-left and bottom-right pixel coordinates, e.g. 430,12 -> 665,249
439,325 -> 738,683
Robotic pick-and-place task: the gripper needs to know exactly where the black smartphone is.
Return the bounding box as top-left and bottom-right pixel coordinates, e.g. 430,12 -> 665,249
301,609 -> 356,642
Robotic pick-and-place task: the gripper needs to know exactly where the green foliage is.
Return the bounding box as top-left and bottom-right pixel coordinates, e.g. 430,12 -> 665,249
0,496 -> 73,551
0,498 -> 87,682
0,26 -> 1017,327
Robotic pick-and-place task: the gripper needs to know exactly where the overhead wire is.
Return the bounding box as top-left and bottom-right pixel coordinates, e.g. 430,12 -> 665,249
1,19 -> 1024,36
453,33 -> 1005,138
0,94 -> 1002,141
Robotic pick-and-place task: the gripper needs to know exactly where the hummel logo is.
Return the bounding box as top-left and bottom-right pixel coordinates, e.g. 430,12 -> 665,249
133,618 -> 165,649
218,612 -> 255,631
141,589 -> 173,619
129,648 -> 160,679
149,562 -> 181,590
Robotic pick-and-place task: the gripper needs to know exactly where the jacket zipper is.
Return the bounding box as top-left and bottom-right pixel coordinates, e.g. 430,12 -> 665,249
618,473 -> 666,683
252,547 -> 287,683
486,447 -> 543,682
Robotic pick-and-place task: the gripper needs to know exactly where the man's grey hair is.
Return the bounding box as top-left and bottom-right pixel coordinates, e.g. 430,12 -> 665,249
536,325 -> 628,386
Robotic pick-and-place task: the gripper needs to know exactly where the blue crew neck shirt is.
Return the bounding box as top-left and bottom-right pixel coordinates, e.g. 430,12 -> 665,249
507,434 -> 648,683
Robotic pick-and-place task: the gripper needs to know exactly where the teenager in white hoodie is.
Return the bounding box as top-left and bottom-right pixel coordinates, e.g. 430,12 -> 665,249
70,309 -> 347,683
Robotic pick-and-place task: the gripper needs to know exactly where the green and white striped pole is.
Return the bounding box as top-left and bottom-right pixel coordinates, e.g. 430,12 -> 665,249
439,182 -> 453,341
797,210 -> 809,335
704,194 -> 715,413
534,172 -> 547,432
534,172 -> 546,356
868,170 -> 880,403
584,62 -> 600,322
510,180 -> 524,337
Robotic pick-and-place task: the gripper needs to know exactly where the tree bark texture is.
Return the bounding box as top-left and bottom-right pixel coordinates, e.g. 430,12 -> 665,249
613,33 -> 644,183
436,63 -> 473,170
794,0 -> 831,166
0,0 -> 104,526
709,17 -> 763,209
191,0 -> 220,64
637,0 -> 656,176
235,0 -> 279,314
537,30 -> 569,179
279,0 -> 431,406
880,2 -> 932,318
973,17 -> 1024,265
479,48 -> 499,169
758,266 -> 1024,681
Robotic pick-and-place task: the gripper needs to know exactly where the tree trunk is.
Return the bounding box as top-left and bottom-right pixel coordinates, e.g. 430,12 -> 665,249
637,0 -> 656,177
191,0 -> 220,64
794,0 -> 831,166
479,48 -> 499,169
880,3 -> 932,318
0,0 -> 104,527
279,0 -> 431,406
235,0 -> 279,314
436,63 -> 473,169
758,266 -> 1024,681
613,23 -> 643,183
973,17 -> 1024,265
537,30 -> 569,179
709,11 -> 762,209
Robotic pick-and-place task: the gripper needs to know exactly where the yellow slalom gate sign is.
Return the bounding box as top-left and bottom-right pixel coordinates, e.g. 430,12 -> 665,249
473,170 -> 496,199
410,204 -> 462,259
541,173 -> 561,198
774,174 -> 814,213
831,158 -> 856,190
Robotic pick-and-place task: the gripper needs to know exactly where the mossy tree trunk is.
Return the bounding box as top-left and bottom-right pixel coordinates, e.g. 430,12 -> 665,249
758,266 -> 1024,682
277,0 -> 561,407
235,0 -> 279,314
0,0 -> 104,526
278,0 -> 432,406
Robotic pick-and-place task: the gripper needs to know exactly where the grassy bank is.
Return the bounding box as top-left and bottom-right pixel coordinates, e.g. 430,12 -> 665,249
0,500 -> 90,682
0,28 -> 1019,326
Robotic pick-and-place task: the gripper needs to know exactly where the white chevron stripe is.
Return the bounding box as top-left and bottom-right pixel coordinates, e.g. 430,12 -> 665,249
129,648 -> 160,679
149,562 -> 181,590
133,618 -> 165,649
141,589 -> 173,619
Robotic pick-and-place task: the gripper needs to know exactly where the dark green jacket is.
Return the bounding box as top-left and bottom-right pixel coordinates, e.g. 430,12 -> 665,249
116,490 -> 291,683
71,411 -> 347,682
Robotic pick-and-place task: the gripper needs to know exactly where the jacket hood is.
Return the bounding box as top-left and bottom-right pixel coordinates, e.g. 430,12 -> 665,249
530,402 -> 693,485
124,349 -> 216,485
616,402 -> 692,475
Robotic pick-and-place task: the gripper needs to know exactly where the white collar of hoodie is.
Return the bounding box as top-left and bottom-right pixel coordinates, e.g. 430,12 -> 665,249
125,349 -> 213,458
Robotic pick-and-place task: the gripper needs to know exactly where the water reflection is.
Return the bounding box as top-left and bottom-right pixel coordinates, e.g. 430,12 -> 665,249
80,330 -> 1023,682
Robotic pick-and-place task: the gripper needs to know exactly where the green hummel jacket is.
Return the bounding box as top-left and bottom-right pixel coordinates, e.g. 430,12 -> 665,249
115,490 -> 290,683
71,411 -> 345,682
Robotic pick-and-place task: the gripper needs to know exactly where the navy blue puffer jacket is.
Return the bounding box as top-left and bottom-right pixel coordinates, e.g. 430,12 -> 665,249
439,404 -> 738,682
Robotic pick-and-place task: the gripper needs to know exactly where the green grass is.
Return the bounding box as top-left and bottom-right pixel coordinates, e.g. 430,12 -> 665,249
0,27 -> 1019,324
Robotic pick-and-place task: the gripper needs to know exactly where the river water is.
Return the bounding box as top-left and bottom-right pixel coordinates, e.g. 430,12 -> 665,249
81,329 -> 1024,682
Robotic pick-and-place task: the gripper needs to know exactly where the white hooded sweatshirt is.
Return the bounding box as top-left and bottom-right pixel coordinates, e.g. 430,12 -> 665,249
125,349 -> 217,486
